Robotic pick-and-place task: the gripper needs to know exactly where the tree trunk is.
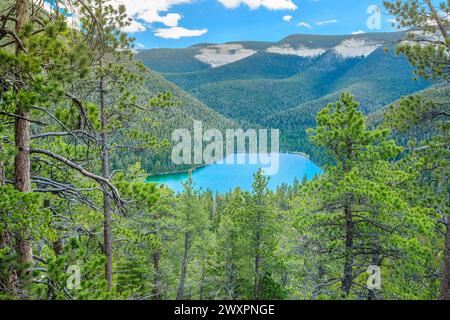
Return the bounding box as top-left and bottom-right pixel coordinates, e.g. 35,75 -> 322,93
102,162 -> 113,291
199,266 -> 206,300
0,141 -> 5,187
176,232 -> 190,300
100,72 -> 113,291
199,251 -> 206,300
152,249 -> 162,300
14,0 -> 33,286
15,0 -> 28,50
342,199 -> 354,297
53,239 -> 63,257
441,212 -> 450,300
15,235 -> 32,280
225,235 -> 237,299
425,0 -> 449,41
14,107 -> 31,193
253,229 -> 262,300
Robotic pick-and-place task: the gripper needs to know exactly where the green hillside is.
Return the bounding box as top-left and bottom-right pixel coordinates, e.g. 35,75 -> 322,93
175,51 -> 367,122
164,52 -> 315,89
368,83 -> 450,135
111,68 -> 238,175
135,47 -> 210,73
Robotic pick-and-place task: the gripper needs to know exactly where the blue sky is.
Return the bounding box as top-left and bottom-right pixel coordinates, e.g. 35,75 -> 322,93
119,0 -> 401,49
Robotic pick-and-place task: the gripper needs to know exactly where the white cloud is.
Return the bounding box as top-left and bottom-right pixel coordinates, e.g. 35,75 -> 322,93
122,20 -> 147,33
317,19 -> 339,26
40,0 -> 52,13
352,30 -> 365,35
114,0 -> 192,22
139,12 -> 182,27
283,15 -> 293,22
113,0 -> 195,32
154,27 -> 208,39
34,0 -> 83,29
137,43 -> 146,48
297,22 -> 312,29
217,0 -> 297,10
113,0 -> 299,38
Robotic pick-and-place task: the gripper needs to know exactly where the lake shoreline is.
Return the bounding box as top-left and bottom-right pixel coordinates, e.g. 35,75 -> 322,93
148,163 -> 208,178
146,151 -> 311,179
146,152 -> 322,193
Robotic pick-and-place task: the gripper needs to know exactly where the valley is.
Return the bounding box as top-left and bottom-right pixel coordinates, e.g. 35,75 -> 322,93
135,31 -> 433,168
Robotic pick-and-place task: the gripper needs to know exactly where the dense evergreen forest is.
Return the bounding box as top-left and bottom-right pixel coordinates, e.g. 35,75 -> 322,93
0,0 -> 449,301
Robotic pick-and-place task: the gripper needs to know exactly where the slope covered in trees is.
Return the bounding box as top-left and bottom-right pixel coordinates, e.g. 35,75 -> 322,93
111,68 -> 238,175
138,32 -> 431,122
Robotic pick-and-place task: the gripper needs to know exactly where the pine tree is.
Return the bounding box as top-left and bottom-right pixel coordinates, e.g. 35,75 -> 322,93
75,0 -> 175,290
0,0 -> 94,293
384,0 -> 450,300
244,170 -> 281,299
384,0 -> 449,82
303,93 -> 424,298
1,0 -> 139,297
175,175 -> 207,300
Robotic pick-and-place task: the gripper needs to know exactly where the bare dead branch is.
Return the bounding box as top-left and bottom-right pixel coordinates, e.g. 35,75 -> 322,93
0,111 -> 47,125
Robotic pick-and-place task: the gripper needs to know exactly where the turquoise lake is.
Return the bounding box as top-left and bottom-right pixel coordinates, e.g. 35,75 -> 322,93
146,153 -> 322,193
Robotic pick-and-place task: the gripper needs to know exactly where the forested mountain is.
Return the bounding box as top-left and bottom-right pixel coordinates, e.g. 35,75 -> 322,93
112,68 -> 238,175
137,32 -> 433,166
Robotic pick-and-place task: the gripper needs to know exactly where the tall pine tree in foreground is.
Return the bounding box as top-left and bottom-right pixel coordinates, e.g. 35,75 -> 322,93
299,93 -> 430,298
75,0 -> 175,290
1,0 -> 172,298
0,0 -> 109,295
384,0 -> 450,299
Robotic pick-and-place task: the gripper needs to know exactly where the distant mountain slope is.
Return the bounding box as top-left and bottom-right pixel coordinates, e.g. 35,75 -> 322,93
262,82 -> 396,165
182,45 -> 428,124
137,32 -> 430,122
164,52 -> 314,89
112,68 -> 238,174
278,32 -> 406,47
265,83 -> 449,167
367,84 -> 450,130
135,47 -> 211,73
175,50 -> 368,122
135,31 -> 436,167
143,68 -> 236,126
135,41 -> 274,74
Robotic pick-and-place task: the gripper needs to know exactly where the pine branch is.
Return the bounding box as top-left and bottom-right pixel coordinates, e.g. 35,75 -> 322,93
30,148 -> 125,213
0,111 -> 47,125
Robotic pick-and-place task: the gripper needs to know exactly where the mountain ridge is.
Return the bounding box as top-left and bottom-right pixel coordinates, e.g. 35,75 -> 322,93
136,31 -> 410,73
